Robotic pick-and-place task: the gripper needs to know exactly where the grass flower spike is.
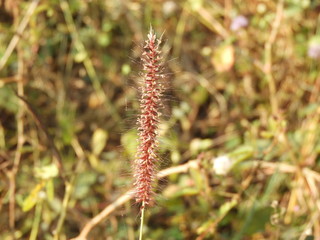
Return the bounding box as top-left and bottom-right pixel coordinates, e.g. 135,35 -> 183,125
133,27 -> 164,208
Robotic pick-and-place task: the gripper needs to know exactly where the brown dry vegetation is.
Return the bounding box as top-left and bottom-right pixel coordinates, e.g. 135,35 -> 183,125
0,0 -> 320,239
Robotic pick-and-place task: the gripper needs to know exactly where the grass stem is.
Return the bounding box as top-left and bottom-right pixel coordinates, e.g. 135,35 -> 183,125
139,201 -> 145,240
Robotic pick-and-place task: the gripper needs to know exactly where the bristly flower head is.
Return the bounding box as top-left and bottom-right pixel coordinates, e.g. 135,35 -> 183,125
133,27 -> 165,208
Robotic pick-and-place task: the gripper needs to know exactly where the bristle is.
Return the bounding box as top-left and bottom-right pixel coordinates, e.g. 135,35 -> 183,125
133,28 -> 164,207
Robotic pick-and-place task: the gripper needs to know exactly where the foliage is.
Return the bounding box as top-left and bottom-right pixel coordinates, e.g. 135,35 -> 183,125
0,0 -> 320,239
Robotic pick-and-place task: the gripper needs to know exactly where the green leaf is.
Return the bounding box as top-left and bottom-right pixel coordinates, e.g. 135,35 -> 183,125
88,153 -> 99,169
305,236 -> 315,240
22,182 -> 45,212
0,87 -> 18,113
243,207 -> 273,235
121,129 -> 138,159
121,64 -> 131,75
73,171 -> 97,199
74,51 -> 87,63
197,218 -> 215,234
172,187 -> 199,197
190,168 -> 205,191
190,138 -> 213,155
229,145 -> 254,164
58,103 -> 76,144
91,128 -> 108,156
98,33 -> 111,47
197,199 -> 237,234
170,150 -> 181,164
34,163 -> 59,180
191,85 -> 209,105
219,199 -> 237,216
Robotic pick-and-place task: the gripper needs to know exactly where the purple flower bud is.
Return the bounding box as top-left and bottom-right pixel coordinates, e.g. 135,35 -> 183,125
230,15 -> 249,32
308,44 -> 320,59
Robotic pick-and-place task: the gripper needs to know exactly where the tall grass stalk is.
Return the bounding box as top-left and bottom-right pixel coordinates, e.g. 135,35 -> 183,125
133,27 -> 165,239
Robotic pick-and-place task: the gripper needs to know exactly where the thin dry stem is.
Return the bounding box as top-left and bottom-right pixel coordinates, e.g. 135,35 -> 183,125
0,0 -> 40,70
263,0 -> 284,115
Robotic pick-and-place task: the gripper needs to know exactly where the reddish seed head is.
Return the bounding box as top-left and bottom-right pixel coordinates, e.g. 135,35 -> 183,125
133,28 -> 164,207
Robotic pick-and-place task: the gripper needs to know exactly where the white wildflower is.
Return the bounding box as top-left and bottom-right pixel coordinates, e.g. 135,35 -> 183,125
213,155 -> 233,175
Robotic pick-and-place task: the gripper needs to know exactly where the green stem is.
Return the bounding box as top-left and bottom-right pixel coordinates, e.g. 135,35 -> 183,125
54,181 -> 73,240
29,198 -> 43,240
139,201 -> 145,240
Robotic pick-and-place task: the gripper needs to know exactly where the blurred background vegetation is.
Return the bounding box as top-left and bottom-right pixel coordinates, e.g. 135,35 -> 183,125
1,0 -> 320,239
